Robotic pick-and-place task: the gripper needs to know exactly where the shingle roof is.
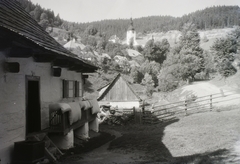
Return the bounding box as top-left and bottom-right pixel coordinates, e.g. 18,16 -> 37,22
0,0 -> 97,72
97,73 -> 142,101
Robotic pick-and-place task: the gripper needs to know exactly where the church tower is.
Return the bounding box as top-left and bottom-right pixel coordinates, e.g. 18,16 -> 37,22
126,18 -> 138,46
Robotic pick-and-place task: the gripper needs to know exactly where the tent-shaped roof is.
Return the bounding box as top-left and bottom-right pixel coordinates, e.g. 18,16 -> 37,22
126,49 -> 142,57
0,0 -> 97,72
64,39 -> 86,50
97,73 -> 141,101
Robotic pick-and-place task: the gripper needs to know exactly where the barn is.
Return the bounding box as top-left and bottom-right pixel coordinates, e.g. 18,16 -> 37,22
0,0 -> 99,163
97,74 -> 142,109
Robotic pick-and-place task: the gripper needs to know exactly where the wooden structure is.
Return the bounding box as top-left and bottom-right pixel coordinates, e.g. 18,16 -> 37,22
49,106 -> 97,135
0,1 -> 98,163
152,90 -> 239,120
98,73 -> 142,109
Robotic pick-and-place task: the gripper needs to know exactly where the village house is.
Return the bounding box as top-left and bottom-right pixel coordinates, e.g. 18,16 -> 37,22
97,74 -> 142,109
0,0 -> 99,163
108,35 -> 121,44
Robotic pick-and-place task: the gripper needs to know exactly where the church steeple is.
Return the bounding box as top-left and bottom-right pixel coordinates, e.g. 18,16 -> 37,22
128,17 -> 135,31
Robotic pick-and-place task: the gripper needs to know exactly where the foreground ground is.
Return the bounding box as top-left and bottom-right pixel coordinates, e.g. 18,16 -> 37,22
58,80 -> 240,164
59,106 -> 240,164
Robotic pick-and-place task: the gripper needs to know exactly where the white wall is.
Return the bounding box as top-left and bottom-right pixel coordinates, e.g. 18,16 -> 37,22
126,30 -> 138,46
0,54 -> 83,163
110,101 -> 140,109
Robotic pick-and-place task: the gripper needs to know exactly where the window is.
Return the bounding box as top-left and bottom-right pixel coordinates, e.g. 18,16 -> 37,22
68,81 -> 74,98
63,79 -> 82,98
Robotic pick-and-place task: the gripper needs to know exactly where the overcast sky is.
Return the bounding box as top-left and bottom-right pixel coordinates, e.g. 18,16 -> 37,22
30,0 -> 240,23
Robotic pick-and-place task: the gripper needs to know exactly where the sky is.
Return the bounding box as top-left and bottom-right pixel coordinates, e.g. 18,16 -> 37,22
30,0 -> 240,23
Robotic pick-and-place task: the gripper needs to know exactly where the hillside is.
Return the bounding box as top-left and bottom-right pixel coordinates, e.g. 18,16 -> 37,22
52,25 -> 236,50
16,0 -> 240,40
136,27 -> 235,50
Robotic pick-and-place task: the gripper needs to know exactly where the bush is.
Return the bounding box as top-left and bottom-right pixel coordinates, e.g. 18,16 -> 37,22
158,78 -> 178,92
145,85 -> 154,97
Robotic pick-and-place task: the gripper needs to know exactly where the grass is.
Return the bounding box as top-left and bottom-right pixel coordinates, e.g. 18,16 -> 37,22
163,108 -> 240,156
56,96 -> 240,163
106,107 -> 240,163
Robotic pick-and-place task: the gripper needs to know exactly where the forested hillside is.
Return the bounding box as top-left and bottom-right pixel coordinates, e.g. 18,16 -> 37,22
15,0 -> 240,98
16,0 -> 240,40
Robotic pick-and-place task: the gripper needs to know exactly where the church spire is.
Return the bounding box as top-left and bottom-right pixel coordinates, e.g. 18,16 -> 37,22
128,17 -> 135,31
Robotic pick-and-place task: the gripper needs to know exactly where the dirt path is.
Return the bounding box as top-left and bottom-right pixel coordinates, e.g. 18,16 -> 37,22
60,129 -> 147,164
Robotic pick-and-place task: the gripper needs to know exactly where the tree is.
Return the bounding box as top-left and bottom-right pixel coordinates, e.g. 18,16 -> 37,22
54,14 -> 62,26
84,25 -> 98,36
201,50 -> 216,79
157,23 -> 204,91
158,68 -> 179,92
141,73 -> 155,96
129,37 -> 134,49
130,67 -> 144,83
135,45 -> 144,53
143,38 -> 170,64
158,52 -> 182,91
40,12 -> 48,20
39,12 -> 49,30
178,23 -> 204,80
211,35 -> 238,77
139,60 -> 161,87
32,6 -> 42,21
105,42 -> 116,54
39,19 -> 49,30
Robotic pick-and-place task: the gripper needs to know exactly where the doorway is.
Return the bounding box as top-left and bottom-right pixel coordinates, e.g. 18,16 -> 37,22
26,76 -> 41,135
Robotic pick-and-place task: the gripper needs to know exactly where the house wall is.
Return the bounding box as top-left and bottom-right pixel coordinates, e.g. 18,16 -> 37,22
0,54 -> 83,163
126,30 -> 137,45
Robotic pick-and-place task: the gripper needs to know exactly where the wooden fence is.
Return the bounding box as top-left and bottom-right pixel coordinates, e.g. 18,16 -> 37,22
138,90 -> 240,123
153,90 -> 240,117
110,91 -> 239,124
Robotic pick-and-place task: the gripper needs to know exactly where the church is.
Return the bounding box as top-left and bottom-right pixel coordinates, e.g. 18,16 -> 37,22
126,18 -> 138,46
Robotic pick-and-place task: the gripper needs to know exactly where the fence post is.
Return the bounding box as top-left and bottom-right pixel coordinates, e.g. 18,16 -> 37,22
134,107 -> 142,124
210,94 -> 212,111
184,100 -> 187,115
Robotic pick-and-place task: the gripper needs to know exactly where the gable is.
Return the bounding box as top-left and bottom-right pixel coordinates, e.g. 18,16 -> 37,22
98,74 -> 141,101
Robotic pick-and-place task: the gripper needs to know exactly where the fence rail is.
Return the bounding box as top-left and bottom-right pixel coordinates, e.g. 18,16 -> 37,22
152,90 -> 240,117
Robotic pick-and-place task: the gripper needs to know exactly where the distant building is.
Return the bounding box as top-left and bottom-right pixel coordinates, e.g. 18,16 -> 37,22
109,35 -> 120,43
64,38 -> 86,50
126,18 -> 138,46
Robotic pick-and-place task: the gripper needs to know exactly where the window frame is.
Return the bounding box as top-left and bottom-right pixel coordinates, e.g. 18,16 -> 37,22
63,79 -> 83,98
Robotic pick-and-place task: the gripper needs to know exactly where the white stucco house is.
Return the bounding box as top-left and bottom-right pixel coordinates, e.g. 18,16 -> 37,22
0,1 -> 99,163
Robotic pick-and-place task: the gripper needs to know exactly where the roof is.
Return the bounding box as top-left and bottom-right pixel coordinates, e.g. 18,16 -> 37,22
127,18 -> 135,31
97,73 -> 142,101
129,60 -> 140,67
0,0 -> 97,72
126,49 -> 142,57
64,39 -> 86,50
101,53 -> 111,59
